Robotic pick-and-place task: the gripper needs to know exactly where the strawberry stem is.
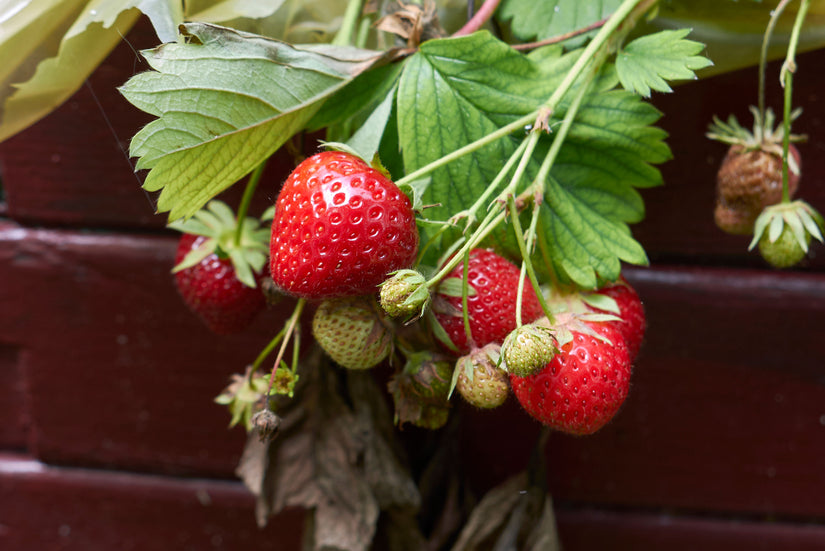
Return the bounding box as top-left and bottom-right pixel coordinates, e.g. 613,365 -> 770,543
757,0 -> 793,128
779,0 -> 810,203
250,326 -> 287,373
461,249 -> 473,348
265,298 -> 307,400
453,0 -> 501,37
507,195 -> 553,324
233,161 -> 267,248
332,0 -> 365,46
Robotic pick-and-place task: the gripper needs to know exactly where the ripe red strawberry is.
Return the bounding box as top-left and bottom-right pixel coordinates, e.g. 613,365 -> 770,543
270,151 -> 419,300
510,321 -> 631,435
174,233 -> 266,335
433,249 -> 543,355
591,276 -> 645,360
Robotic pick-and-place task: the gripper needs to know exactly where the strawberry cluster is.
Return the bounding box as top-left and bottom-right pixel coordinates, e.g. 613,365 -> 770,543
176,151 -> 646,437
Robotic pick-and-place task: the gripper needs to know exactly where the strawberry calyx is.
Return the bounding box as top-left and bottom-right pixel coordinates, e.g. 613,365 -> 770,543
170,200 -> 269,288
706,106 -> 804,175
749,200 -> 824,268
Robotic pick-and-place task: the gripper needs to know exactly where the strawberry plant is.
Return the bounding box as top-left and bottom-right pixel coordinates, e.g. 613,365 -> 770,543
8,0 -> 825,548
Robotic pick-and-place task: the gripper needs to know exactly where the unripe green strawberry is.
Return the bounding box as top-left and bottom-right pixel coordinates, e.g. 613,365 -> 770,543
379,269 -> 430,321
455,344 -> 509,409
758,225 -> 811,268
388,351 -> 453,428
312,296 -> 393,370
501,322 -> 557,377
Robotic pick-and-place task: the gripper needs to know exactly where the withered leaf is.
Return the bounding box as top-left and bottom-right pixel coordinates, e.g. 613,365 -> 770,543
236,346 -> 421,551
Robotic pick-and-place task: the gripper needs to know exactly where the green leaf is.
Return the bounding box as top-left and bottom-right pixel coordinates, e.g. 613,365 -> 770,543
396,32 -> 669,288
397,32 -> 557,234
120,22 -> 385,221
185,0 -> 286,23
345,83 -> 397,163
498,0 -> 623,44
616,29 -> 713,97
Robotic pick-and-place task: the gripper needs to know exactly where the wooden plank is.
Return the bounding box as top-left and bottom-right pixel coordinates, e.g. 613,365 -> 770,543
5,218 -> 825,517
0,221 -> 296,476
640,48 -> 825,269
0,453 -> 303,551
0,344 -> 27,450
459,266 -> 825,518
556,508 -> 825,551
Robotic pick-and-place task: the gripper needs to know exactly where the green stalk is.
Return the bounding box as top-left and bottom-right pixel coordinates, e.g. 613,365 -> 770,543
250,326 -> 287,373
233,161 -> 267,247
265,298 -> 306,399
461,249 -> 473,346
333,0 -> 365,46
507,195 -> 552,320
779,0 -> 809,202
758,0 -> 794,128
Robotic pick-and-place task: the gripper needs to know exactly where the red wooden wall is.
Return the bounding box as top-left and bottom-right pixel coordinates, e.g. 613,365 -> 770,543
2,20 -> 825,550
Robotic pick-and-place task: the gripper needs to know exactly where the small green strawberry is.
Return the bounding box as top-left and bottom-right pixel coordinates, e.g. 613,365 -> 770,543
453,344 -> 509,409
500,323 -> 557,377
312,296 -> 393,369
749,200 -> 824,269
379,269 -> 431,321
388,350 -> 454,429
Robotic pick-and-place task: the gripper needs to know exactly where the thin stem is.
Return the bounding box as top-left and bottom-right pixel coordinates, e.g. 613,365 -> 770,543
265,298 -> 306,399
461,249 -> 473,347
333,0 -> 365,46
779,0 -> 809,202
234,161 -> 267,247
395,112 -> 536,187
250,326 -> 287,373
758,0 -> 794,130
453,0 -> 501,36
512,17 -> 609,51
507,195 -> 552,321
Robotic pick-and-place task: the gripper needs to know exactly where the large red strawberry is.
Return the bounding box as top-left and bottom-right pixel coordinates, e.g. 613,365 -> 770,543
433,248 -> 543,355
270,151 -> 419,300
174,233 -> 267,335
591,276 -> 645,360
510,320 -> 631,435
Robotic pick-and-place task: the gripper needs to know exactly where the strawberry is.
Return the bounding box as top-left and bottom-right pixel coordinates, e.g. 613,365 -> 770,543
270,151 -> 419,300
454,344 -> 509,409
174,233 -> 267,335
433,249 -> 543,355
749,200 -> 824,269
707,108 -> 803,235
312,295 -> 393,370
171,200 -> 269,335
510,321 -> 631,435
388,350 -> 454,429
591,276 -> 646,361
714,144 -> 800,234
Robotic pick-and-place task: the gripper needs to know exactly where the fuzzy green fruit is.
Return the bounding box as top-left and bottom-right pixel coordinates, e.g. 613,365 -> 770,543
758,226 -> 810,268
312,296 -> 393,369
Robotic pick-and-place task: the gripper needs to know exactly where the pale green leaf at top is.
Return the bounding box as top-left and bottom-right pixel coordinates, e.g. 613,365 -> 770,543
616,29 -> 713,97
498,0 -> 623,44
185,0 -> 286,23
0,1 -> 139,143
66,0 -> 183,43
121,22 -> 385,221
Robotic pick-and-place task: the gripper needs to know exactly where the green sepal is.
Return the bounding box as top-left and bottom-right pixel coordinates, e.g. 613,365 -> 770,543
427,310 -> 459,354
437,278 -> 477,298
